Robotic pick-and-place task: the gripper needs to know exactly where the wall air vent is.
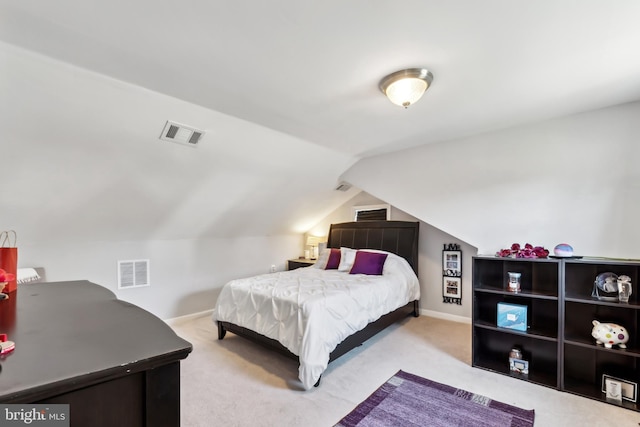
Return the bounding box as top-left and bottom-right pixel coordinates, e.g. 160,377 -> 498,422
118,259 -> 150,289
159,120 -> 205,147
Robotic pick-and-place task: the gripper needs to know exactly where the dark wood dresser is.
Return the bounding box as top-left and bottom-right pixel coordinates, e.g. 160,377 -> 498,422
287,258 -> 316,270
0,280 -> 192,426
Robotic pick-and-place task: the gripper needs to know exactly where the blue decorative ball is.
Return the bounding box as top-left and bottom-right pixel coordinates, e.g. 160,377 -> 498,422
554,243 -> 574,257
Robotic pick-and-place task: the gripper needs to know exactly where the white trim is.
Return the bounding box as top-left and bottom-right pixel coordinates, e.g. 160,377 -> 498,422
422,309 -> 471,324
164,308 -> 214,326
164,307 -> 470,326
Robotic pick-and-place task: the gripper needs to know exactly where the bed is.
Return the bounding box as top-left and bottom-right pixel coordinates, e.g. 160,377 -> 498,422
214,220 -> 420,389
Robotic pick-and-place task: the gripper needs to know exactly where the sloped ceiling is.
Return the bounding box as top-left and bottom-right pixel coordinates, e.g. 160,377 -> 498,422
0,43 -> 358,242
2,1 -> 640,242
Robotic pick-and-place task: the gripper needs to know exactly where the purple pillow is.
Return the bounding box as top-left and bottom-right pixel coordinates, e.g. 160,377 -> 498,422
349,251 -> 388,275
325,248 -> 341,269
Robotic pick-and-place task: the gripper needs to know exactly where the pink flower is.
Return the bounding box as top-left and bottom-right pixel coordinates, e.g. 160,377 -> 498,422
532,246 -> 549,258
0,269 -> 15,283
496,249 -> 512,257
496,243 -> 549,259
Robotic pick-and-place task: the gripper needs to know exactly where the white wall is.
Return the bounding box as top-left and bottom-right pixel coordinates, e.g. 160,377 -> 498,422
19,235 -> 301,319
1,41 -> 361,319
310,192 -> 476,321
342,101 -> 640,259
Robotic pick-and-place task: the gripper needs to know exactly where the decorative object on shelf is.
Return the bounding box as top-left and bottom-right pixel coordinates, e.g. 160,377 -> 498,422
617,275 -> 632,303
17,267 -> 40,284
552,243 -> 574,257
604,377 -> 623,403
496,243 -> 549,259
592,272 -> 620,301
507,271 -> 522,293
0,333 -> 15,355
0,230 -> 18,294
591,320 -> 629,349
509,347 -> 523,360
602,375 -> 638,403
442,244 -> 462,305
497,302 -> 528,332
509,346 -> 528,376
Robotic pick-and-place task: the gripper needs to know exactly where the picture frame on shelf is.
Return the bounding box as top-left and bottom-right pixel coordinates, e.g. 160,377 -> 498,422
602,375 -> 637,403
604,378 -> 623,403
509,358 -> 529,375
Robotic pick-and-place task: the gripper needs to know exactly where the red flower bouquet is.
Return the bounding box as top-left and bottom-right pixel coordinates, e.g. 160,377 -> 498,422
496,243 -> 549,259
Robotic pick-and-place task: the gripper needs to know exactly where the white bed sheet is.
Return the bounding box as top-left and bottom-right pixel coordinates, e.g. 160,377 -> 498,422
213,251 -> 420,390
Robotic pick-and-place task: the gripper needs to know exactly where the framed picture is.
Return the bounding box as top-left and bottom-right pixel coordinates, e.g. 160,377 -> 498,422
602,374 -> 637,402
443,277 -> 461,299
509,358 -> 529,375
442,244 -> 462,304
443,250 -> 462,277
605,378 -> 623,403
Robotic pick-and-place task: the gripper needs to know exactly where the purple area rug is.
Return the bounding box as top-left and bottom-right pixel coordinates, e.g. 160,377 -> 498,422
335,370 -> 535,427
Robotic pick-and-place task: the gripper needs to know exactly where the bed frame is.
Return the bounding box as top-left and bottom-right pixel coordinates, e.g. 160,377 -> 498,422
217,220 -> 420,384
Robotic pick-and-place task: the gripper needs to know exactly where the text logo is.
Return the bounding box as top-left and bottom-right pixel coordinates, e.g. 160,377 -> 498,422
0,405 -> 69,426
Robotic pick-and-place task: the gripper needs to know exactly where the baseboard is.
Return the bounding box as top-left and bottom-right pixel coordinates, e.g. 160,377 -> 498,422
165,307 -> 470,326
164,308 -> 214,326
421,309 -> 471,324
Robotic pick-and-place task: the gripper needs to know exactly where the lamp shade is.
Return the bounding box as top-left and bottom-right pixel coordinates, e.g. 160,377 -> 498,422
379,68 -> 433,108
306,236 -> 324,246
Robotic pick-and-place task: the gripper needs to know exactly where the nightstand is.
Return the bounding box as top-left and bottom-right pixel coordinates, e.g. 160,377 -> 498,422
287,259 -> 316,270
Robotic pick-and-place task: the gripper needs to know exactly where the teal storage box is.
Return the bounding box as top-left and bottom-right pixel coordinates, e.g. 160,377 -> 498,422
497,302 -> 528,331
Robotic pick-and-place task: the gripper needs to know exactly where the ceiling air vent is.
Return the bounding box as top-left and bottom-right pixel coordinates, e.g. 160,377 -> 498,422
159,120 -> 205,147
335,182 -> 352,192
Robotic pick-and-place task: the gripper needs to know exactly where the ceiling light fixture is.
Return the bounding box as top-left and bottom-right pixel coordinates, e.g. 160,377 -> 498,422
379,68 -> 433,108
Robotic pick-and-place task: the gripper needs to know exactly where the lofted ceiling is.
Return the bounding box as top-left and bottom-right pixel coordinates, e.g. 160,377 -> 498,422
2,1 -> 639,158
2,1 -> 640,244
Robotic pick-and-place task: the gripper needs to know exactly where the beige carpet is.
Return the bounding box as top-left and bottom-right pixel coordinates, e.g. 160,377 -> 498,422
172,314 -> 639,426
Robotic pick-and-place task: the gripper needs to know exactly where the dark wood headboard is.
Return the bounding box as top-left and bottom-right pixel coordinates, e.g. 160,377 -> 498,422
326,221 -> 419,275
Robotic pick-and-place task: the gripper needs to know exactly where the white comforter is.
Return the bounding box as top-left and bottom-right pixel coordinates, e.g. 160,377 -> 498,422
213,251 -> 420,390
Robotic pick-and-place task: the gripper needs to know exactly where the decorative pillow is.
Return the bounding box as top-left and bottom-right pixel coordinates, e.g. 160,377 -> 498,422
314,248 -> 331,269
338,247 -> 357,272
325,248 -> 341,269
349,251 -> 388,275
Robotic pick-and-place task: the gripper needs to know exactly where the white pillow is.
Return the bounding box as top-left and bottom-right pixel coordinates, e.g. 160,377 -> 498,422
314,248 -> 331,269
338,247 -> 357,272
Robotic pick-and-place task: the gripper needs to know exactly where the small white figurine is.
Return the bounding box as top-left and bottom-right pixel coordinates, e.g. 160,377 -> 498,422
591,320 -> 629,349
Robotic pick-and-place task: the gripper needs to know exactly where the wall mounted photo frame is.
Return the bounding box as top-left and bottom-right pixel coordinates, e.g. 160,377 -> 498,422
442,243 -> 462,305
443,248 -> 462,277
443,277 -> 462,300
